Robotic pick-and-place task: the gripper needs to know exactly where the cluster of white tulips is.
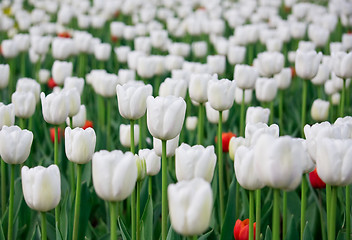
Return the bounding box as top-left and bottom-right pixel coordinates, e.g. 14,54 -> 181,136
1,0 -> 352,239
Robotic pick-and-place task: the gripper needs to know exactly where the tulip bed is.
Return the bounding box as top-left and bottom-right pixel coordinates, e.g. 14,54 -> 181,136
0,0 -> 352,240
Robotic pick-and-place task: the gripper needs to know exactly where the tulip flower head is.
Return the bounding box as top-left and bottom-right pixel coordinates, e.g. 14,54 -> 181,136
21,165 -> 61,212
295,50 -> 322,80
234,219 -> 256,240
309,168 -> 326,189
207,78 -> 236,111
0,126 -> 33,164
168,178 -> 213,236
146,96 -> 186,141
153,135 -> 180,158
41,92 -> 69,125
215,132 -> 236,152
92,150 -> 137,201
138,149 -> 161,176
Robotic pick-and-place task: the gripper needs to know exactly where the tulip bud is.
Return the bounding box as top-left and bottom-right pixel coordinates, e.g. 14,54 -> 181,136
168,178 -> 213,236
114,46 -> 131,63
65,127 -> 96,164
94,43 -> 111,61
229,136 -> 248,161
175,143 -> 216,182
308,24 -> 329,48
245,123 -> 279,146
119,124 -> 139,148
235,146 -> 265,190
116,82 -> 152,120
332,51 -> 352,79
90,71 -> 119,97
52,60 -> 73,85
66,105 -> 86,128
16,78 -> 41,103
256,52 -> 284,77
234,64 -> 258,90
63,88 -> 81,117
207,55 -> 226,75
159,78 -> 187,99
0,103 -> 15,129
311,99 -> 329,122
151,30 -> 168,49
228,46 -> 246,65
1,39 -> 18,58
64,77 -> 84,96
137,56 -> 156,78
41,92 -> 69,125
165,55 -> 184,71
185,116 -> 198,131
135,156 -> 147,181
11,91 -> 36,119
316,138 -> 352,186
342,34 -> 352,51
192,41 -> 207,58
205,102 -> 229,124
138,149 -> 161,176
0,64 -> 9,89
255,77 -> 278,102
246,106 -> 270,125
311,64 -> 329,86
266,37 -> 283,52
254,134 -> 305,190
189,73 -> 213,104
298,41 -> 316,52
207,78 -> 236,111
295,50 -> 322,80
0,126 -> 33,164
38,69 -> 50,84
147,96 -> 186,141
92,150 -> 137,201
234,219 -> 256,240
118,69 -> 135,84
234,87 -> 252,105
274,68 -> 292,90
21,165 -> 61,212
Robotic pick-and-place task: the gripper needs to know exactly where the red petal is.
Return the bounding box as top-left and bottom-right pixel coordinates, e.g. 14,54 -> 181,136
48,78 -> 57,89
309,168 -> 326,189
83,120 -> 93,130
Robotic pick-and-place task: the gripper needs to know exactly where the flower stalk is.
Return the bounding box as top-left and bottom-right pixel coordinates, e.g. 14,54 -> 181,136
273,189 -> 280,240
130,120 -> 136,240
240,90 -> 245,137
249,190 -> 255,240
197,103 -> 204,145
301,80 -> 308,138
110,201 -> 117,240
1,158 -> 6,216
218,111 -> 224,226
8,164 -> 15,240
161,139 -> 167,240
72,164 -> 82,240
301,175 -> 307,239
256,189 -> 261,240
41,212 -> 47,240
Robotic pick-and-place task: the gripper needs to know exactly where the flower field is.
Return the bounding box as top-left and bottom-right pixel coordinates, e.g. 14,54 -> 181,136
0,0 -> 352,240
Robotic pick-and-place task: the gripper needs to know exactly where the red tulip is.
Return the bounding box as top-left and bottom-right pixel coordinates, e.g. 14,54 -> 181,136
111,36 -> 119,43
234,219 -> 256,240
50,127 -> 62,143
215,132 -> 236,152
290,66 -> 296,78
83,120 -> 93,130
57,32 -> 71,38
48,77 -> 57,89
309,168 -> 326,189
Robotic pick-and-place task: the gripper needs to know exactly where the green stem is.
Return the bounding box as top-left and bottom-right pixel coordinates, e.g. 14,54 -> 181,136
19,118 -> 26,130
273,189 -> 280,240
301,80 -> 308,138
256,189 -> 261,240
218,111 -> 224,227
249,190 -> 255,240
21,52 -> 26,77
1,158 -> 6,216
100,61 -> 105,70
72,164 -> 82,240
269,101 -> 274,125
327,184 -> 331,237
301,175 -> 307,239
340,79 -> 346,117
110,201 -> 117,240
79,53 -> 85,78
9,58 -> 16,95
236,181 -> 240,219
162,140 -> 167,240
240,90 -> 245,137
193,236 -> 197,240
197,103 -> 204,145
346,185 -> 350,240
98,95 -> 105,132
279,90 -> 284,132
35,59 -> 41,83
41,212 -> 47,240
148,176 -> 152,196
329,186 -> 337,240
136,181 -> 141,240
130,120 -> 136,240
106,99 -> 112,150
7,164 -> 14,240
54,126 -> 60,231
69,118 -> 75,198
283,191 -> 287,240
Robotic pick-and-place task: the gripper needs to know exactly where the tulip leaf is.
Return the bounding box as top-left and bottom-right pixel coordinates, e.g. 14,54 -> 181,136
198,229 -> 214,240
55,224 -> 64,240
286,191 -> 300,224
166,226 -> 181,240
264,226 -> 272,240
59,193 -> 69,240
285,214 -> 298,240
0,219 -> 5,240
336,229 -> 346,240
78,183 -> 92,240
303,222 -> 313,240
141,196 -> 153,240
118,216 -> 131,240
220,177 -> 237,240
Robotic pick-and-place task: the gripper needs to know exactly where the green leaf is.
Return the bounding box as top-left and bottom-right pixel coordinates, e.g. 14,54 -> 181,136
59,194 -> 69,240
264,226 -> 272,240
118,216 -> 131,240
303,222 -> 313,240
286,191 -> 300,225
220,177 -> 237,240
141,196 -> 153,240
336,229 -> 346,240
198,229 -> 214,240
0,219 -> 5,240
285,214 -> 299,240
78,182 -> 92,240
166,226 -> 180,240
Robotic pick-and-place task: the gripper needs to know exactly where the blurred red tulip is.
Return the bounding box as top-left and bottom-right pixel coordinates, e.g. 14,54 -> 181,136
57,32 -> 71,38
48,77 -> 57,89
290,66 -> 296,78
309,168 -> 326,189
234,219 -> 256,240
215,132 -> 236,152
83,120 -> 93,130
111,36 -> 119,43
50,127 -> 62,143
